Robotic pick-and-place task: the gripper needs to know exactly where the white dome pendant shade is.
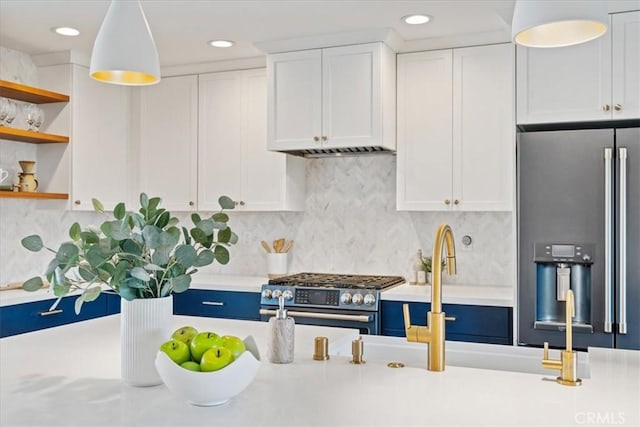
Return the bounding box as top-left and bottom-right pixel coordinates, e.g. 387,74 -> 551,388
512,0 -> 608,48
90,0 -> 160,85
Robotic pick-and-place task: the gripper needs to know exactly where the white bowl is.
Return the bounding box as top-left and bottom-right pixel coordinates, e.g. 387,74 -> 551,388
155,335 -> 261,406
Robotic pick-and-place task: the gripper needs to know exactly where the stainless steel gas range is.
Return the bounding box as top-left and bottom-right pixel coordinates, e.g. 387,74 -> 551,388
259,273 -> 405,335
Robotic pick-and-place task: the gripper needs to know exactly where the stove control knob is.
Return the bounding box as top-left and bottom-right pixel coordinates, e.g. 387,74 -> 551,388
261,289 -> 272,299
340,292 -> 353,304
364,294 -> 376,306
272,289 -> 283,299
282,290 -> 293,301
352,293 -> 364,305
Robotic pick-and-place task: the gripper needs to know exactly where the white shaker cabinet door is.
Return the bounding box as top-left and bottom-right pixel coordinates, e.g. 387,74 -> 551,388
453,44 -> 514,211
71,65 -> 130,211
396,50 -> 454,211
242,69 -> 305,211
321,43 -> 380,149
138,75 -> 198,211
267,49 -> 322,151
612,11 -> 640,120
198,71 -> 243,211
516,33 -> 611,124
200,69 -> 305,212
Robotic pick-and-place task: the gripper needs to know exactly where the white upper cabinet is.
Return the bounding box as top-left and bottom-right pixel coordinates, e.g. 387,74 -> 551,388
199,69 -> 305,211
612,11 -> 640,120
267,49 -> 322,151
517,11 -> 639,124
267,42 -> 396,153
397,43 -> 515,211
71,65 -> 131,211
453,45 -> 515,211
396,49 -> 453,211
137,75 -> 198,211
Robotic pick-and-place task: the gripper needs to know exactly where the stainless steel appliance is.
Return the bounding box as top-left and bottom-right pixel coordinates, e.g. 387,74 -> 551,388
518,127 -> 639,350
259,273 -> 405,335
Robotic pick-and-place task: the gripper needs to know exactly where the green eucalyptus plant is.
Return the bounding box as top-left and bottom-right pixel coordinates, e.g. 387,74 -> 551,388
21,193 -> 237,314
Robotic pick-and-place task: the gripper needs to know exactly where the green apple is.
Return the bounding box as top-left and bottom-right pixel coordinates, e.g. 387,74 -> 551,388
159,339 -> 191,365
200,346 -> 234,372
171,326 -> 198,346
180,361 -> 201,372
220,335 -> 246,358
189,332 -> 222,362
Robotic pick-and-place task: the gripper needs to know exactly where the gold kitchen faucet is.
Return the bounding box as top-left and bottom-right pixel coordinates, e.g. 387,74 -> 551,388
542,289 -> 582,386
403,224 -> 457,371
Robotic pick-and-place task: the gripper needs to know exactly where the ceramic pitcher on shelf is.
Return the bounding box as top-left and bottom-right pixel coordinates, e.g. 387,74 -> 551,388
17,173 -> 38,192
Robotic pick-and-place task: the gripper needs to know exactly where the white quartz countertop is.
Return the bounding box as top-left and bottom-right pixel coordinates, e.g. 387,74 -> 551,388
1,315 -> 638,427
382,283 -> 514,307
0,273 -> 268,307
1,274 -> 513,307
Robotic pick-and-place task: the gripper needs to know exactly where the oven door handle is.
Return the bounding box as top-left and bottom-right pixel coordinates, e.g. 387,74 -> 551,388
259,309 -> 372,323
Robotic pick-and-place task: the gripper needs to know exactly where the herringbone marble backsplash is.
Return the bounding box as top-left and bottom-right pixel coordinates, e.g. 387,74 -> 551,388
1,155 -> 514,287
0,47 -> 514,287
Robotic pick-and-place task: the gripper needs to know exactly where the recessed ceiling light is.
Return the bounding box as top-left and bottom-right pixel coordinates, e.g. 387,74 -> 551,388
53,27 -> 80,36
402,14 -> 431,25
209,40 -> 234,48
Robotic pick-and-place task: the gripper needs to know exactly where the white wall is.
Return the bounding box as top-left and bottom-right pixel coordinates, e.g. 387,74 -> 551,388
0,47 -> 514,287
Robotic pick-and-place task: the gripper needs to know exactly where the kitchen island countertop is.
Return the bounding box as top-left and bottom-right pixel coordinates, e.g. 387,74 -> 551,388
1,315 -> 638,427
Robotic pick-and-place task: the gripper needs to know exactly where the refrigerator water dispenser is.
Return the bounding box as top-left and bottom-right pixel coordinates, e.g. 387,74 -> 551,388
533,243 -> 594,333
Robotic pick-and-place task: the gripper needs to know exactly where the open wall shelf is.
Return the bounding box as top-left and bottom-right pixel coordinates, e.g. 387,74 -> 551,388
0,80 -> 69,104
0,127 -> 69,144
0,191 -> 69,200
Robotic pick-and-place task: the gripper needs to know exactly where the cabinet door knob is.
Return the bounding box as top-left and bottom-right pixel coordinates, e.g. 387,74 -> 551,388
614,104 -> 622,111
602,104 -> 610,112
321,136 -> 327,141
444,199 -> 451,205
74,200 -> 81,205
454,199 -> 460,205
189,201 -> 194,207
239,200 -> 245,206
313,136 -> 320,142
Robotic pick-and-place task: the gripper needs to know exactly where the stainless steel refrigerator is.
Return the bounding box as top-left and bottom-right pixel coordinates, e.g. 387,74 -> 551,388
517,127 -> 639,350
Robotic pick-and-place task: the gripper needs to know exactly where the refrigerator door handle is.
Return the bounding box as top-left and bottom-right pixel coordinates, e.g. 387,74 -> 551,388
604,147 -> 613,334
619,147 -> 628,334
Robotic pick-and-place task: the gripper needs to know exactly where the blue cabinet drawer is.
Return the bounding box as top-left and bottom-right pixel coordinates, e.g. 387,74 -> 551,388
0,293 -> 109,338
381,300 -> 513,345
173,289 -> 261,321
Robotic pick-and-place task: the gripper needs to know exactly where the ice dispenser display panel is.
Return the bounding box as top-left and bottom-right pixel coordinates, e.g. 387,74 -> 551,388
533,242 -> 594,332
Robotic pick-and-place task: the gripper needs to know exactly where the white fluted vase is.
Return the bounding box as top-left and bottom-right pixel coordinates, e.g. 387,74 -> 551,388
120,295 -> 173,387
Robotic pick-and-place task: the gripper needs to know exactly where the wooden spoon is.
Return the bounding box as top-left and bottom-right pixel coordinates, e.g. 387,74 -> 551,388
273,238 -> 285,253
282,240 -> 294,253
260,241 -> 272,253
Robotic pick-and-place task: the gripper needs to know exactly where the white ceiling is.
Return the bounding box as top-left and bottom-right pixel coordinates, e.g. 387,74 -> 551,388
1,1 -> 638,69
0,0 -> 517,67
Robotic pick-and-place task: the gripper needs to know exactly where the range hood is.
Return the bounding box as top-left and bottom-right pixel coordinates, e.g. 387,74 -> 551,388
276,145 -> 396,158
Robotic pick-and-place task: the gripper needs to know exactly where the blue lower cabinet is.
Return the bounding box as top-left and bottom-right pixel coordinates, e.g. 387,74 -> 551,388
381,300 -> 513,345
0,293 -> 109,338
173,289 -> 261,321
105,292 -> 121,315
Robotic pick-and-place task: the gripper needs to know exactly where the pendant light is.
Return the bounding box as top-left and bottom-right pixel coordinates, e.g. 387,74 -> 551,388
90,0 -> 160,85
512,0 -> 608,48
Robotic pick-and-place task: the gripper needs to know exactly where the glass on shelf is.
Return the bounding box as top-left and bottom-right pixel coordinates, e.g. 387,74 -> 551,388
24,103 -> 44,132
0,98 -> 17,127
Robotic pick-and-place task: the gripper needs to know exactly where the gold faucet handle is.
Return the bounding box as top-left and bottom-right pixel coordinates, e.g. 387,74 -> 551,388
402,304 -> 419,342
542,341 -> 562,371
543,341 -> 549,360
402,303 -> 411,330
